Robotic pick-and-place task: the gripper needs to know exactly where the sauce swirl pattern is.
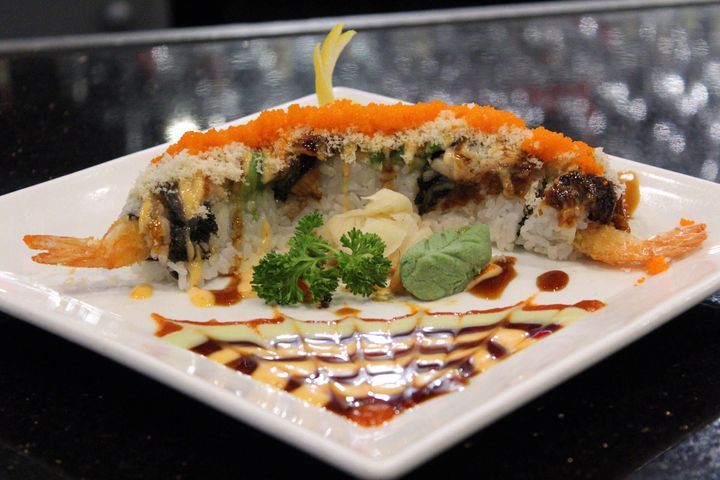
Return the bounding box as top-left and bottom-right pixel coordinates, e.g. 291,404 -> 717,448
154,299 -> 603,426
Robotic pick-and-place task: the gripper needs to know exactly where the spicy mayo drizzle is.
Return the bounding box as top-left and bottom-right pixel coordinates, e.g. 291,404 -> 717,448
130,283 -> 153,299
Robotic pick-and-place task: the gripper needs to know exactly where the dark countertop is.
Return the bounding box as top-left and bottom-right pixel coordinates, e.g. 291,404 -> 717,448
1,2 -> 719,478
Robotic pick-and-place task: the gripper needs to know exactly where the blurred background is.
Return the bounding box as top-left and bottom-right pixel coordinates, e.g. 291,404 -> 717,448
2,0 -> 718,192
0,0 -> 545,38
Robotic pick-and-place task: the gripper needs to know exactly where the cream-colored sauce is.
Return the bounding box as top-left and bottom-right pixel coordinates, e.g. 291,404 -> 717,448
178,172 -> 206,219
251,363 -> 289,390
380,165 -> 396,190
207,347 -> 240,365
188,256 -> 203,288
342,161 -> 351,212
188,287 -> 215,307
138,197 -> 153,234
292,383 -> 331,407
130,283 -> 154,300
231,208 -> 244,249
260,219 -> 272,256
184,234 -> 195,263
157,300 -> 601,425
618,170 -> 640,217
137,195 -> 168,256
402,141 -> 417,164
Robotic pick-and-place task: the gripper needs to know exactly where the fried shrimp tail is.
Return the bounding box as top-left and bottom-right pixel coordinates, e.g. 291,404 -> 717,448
574,223 -> 707,266
23,216 -> 149,269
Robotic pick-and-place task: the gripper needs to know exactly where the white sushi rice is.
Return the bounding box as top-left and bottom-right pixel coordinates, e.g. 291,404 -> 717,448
210,156 -> 581,289
134,142 -> 612,288
518,206 -> 586,260
148,152 -> 592,288
421,195 -> 525,252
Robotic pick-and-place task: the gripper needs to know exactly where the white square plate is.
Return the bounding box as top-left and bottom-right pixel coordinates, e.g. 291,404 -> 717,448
1,88 -> 719,479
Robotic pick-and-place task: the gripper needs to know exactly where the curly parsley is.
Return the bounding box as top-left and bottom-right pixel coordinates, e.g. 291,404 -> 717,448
251,212 -> 391,305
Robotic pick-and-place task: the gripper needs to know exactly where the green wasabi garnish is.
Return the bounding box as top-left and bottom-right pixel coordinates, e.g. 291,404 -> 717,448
399,224 -> 492,301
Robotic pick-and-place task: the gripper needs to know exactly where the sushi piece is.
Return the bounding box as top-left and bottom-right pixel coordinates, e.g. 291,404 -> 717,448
23,25 -> 707,292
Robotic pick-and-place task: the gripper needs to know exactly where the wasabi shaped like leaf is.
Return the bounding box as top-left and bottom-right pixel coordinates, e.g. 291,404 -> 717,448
399,224 -> 492,301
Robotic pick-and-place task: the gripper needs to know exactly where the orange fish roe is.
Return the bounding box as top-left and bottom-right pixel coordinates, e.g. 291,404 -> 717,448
522,126 -> 604,175
679,218 -> 695,226
635,276 -> 646,285
154,100 -> 526,163
154,100 -> 604,174
645,256 -> 669,275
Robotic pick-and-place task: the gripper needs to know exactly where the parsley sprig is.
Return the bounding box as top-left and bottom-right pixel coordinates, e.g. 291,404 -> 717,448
251,212 -> 391,305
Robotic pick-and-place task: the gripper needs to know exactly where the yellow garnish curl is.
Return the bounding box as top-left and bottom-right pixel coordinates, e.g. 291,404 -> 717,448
314,23 -> 356,106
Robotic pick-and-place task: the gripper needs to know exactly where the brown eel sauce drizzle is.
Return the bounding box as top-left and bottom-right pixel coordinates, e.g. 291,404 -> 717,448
209,276 -> 243,306
152,297 -> 604,428
469,257 -> 517,299
536,270 -> 569,292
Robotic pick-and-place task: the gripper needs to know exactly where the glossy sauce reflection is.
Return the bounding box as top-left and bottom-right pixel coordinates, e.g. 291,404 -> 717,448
536,270 -> 569,292
130,283 -> 153,299
153,297 -> 604,427
469,257 -> 517,299
619,171 -> 640,216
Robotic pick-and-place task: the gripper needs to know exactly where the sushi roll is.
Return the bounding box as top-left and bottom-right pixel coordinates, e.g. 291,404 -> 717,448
23,99 -> 706,291
23,24 -> 706,293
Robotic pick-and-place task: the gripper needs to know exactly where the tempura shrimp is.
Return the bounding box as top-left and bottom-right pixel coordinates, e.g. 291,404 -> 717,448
574,223 -> 707,266
23,216 -> 149,269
